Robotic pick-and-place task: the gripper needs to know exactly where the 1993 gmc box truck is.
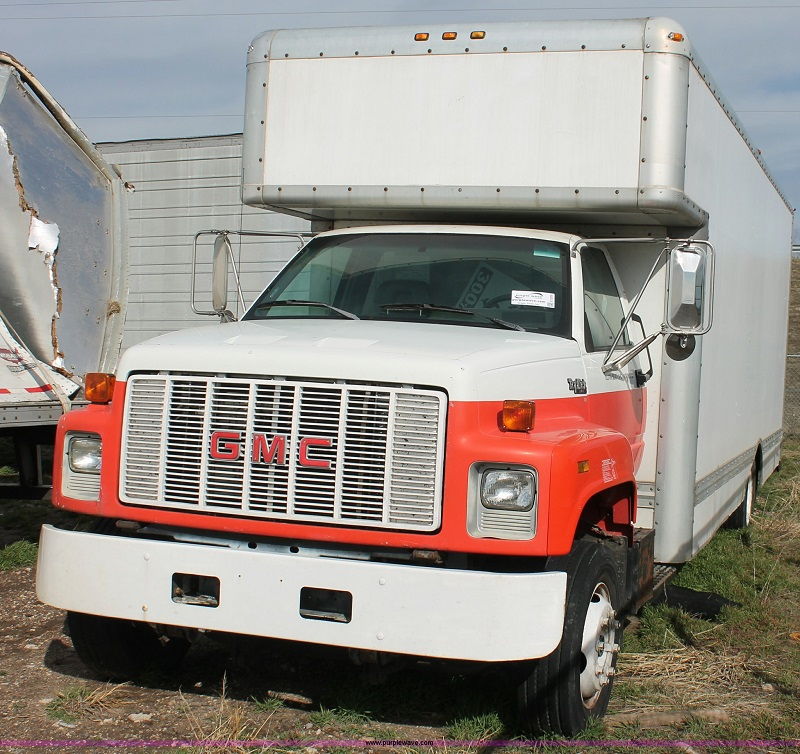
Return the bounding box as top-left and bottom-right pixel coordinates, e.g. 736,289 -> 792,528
37,18 -> 793,733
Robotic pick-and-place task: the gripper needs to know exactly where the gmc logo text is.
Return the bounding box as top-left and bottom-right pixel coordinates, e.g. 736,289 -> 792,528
209,431 -> 332,469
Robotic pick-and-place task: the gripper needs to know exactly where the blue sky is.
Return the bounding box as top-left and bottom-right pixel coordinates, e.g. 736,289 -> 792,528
4,0 -> 799,240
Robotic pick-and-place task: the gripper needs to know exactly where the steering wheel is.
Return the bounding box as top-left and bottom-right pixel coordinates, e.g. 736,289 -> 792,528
482,294 -> 509,308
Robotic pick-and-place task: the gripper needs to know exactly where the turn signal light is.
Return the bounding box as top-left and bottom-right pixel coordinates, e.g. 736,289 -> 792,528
414,32 -> 429,41
85,372 -> 116,404
502,400 -> 535,432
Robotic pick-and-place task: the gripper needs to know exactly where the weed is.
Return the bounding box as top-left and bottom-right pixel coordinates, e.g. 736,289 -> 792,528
250,694 -> 284,713
45,683 -> 130,723
444,711 -> 503,742
0,539 -> 37,570
182,675 -> 274,754
309,704 -> 371,735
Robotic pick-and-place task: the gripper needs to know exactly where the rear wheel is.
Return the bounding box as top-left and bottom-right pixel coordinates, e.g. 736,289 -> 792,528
517,540 -> 623,735
725,462 -> 757,529
67,611 -> 190,681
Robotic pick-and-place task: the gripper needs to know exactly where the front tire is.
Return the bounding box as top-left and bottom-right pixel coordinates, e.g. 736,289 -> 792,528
517,540 -> 623,735
67,611 -> 190,681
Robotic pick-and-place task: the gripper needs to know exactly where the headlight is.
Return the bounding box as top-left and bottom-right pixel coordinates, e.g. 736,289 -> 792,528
68,434 -> 102,473
480,469 -> 535,511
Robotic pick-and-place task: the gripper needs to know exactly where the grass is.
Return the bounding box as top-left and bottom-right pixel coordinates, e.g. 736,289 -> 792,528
444,711 -> 504,741
181,676 -> 276,754
250,694 -> 284,713
613,437 -> 800,739
45,682 -> 131,723
0,539 -> 37,570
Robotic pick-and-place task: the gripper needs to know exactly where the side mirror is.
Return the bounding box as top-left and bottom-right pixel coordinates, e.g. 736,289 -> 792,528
666,243 -> 713,334
212,233 -> 231,314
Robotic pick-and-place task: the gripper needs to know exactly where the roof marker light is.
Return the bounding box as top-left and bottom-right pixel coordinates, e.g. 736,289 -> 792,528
668,32 -> 685,42
414,33 -> 429,42
442,32 -> 457,40
470,31 -> 486,39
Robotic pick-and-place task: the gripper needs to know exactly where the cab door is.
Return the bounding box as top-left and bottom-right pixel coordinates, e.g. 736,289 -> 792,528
574,245 -> 646,470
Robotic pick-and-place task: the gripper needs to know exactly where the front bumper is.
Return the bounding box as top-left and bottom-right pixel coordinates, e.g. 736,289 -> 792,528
37,525 -> 567,662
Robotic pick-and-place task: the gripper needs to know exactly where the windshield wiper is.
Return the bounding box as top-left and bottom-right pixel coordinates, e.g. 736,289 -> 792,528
381,303 -> 525,332
253,300 -> 360,320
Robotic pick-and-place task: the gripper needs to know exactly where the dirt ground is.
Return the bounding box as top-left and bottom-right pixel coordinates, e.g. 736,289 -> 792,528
0,562 -> 464,752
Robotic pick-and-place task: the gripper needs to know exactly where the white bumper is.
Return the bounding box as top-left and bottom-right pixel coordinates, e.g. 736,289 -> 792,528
36,525 -> 567,662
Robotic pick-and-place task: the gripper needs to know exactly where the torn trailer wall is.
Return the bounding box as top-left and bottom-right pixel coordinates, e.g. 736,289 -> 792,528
0,54 -> 128,427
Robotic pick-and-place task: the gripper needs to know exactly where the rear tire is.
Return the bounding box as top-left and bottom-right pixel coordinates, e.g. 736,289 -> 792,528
517,540 -> 623,735
724,462 -> 757,529
67,611 -> 190,681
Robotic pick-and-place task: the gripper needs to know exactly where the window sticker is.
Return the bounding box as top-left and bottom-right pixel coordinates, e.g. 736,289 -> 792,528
511,290 -> 556,308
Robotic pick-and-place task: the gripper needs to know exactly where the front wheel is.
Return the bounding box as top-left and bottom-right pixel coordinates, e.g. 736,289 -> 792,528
67,611 -> 191,681
517,540 -> 623,735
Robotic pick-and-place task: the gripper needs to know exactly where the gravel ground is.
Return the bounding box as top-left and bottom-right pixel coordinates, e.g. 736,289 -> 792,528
0,564 -> 452,752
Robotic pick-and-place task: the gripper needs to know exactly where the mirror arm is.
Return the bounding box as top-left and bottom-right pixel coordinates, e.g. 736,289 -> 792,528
601,245 -> 669,369
602,329 -> 664,374
225,239 -> 246,313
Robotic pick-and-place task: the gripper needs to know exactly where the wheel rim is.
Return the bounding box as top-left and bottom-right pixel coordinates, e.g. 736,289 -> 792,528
579,582 -> 618,708
743,472 -> 755,526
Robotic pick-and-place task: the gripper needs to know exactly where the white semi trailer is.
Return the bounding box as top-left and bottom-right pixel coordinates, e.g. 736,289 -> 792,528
0,53 -> 127,493
38,19 -> 792,734
96,135 -> 310,349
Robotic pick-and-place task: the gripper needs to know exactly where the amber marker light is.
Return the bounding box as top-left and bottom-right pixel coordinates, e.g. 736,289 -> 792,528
578,460 -> 590,474
414,32 -> 430,41
85,372 -> 116,404
442,31 -> 457,40
470,31 -> 486,39
502,400 -> 535,432
668,32 -> 685,42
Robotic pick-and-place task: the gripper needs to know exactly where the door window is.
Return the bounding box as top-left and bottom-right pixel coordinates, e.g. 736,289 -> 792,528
581,247 -> 629,351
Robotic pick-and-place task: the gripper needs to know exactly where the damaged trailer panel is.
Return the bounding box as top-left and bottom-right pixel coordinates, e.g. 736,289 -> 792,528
0,53 -> 127,489
0,53 -> 127,420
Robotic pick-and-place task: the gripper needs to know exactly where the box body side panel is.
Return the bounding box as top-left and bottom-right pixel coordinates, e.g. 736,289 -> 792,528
658,65 -> 792,560
252,51 -> 644,198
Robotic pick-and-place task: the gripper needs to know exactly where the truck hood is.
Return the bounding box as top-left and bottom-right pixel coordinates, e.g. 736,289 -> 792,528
117,319 -> 582,402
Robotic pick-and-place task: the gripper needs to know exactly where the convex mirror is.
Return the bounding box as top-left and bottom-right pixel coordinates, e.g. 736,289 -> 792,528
665,242 -> 713,334
212,233 -> 232,314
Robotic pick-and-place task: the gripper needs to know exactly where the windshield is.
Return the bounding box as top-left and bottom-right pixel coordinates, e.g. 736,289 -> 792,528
244,232 -> 571,336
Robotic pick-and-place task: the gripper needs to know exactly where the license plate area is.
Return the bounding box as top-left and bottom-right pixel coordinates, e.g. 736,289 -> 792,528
172,573 -> 220,607
299,586 -> 352,623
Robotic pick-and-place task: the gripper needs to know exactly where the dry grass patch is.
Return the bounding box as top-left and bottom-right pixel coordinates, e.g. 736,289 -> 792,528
181,676 -> 277,754
46,682 -> 133,723
615,647 -> 767,716
753,479 -> 800,554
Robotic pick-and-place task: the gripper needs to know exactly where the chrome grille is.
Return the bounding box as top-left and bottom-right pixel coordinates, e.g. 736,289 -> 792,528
120,374 -> 446,531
